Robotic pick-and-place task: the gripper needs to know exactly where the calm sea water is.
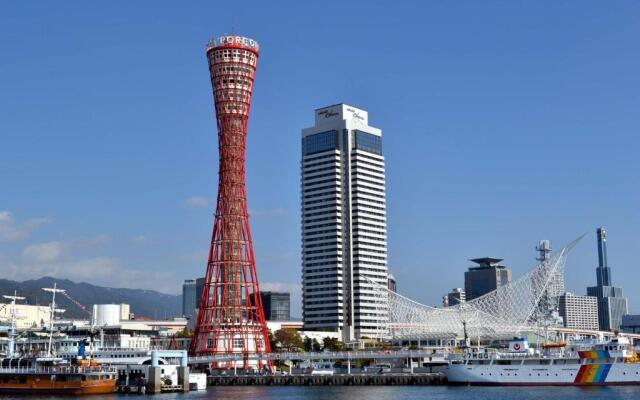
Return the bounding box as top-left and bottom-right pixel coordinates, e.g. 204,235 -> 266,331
1,386 -> 639,400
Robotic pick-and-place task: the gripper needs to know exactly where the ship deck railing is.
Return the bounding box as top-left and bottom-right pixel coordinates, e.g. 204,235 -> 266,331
0,366 -> 118,374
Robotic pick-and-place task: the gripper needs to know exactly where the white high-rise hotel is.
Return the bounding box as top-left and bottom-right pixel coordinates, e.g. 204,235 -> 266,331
301,104 -> 388,342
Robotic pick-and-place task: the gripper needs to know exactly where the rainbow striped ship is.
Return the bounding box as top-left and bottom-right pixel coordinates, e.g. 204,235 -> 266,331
446,336 -> 640,386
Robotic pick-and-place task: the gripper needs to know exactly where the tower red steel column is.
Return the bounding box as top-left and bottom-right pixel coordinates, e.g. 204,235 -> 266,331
190,35 -> 270,368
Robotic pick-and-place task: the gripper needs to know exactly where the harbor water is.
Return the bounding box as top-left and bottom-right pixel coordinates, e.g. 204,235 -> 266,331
1,386 -> 638,400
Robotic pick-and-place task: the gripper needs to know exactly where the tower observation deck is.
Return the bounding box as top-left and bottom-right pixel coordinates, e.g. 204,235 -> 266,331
189,35 -> 270,368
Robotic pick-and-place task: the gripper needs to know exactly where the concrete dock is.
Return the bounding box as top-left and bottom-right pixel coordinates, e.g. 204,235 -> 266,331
208,373 -> 446,386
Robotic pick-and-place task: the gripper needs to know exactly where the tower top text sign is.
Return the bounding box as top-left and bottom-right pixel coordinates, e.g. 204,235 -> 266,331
207,36 -> 260,51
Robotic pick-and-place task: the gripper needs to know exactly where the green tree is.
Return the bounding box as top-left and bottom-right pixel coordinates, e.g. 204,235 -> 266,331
322,337 -> 344,351
312,338 -> 322,352
268,330 -> 278,352
175,328 -> 192,338
274,329 -> 304,351
303,336 -> 313,352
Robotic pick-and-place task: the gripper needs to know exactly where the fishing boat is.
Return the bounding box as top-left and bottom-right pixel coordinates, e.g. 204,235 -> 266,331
446,336 -> 640,385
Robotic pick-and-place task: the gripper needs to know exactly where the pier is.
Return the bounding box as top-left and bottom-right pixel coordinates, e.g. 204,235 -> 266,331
208,373 -> 446,386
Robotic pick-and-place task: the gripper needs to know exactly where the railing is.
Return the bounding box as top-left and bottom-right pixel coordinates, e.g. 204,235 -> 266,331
189,350 -> 441,364
0,366 -> 117,374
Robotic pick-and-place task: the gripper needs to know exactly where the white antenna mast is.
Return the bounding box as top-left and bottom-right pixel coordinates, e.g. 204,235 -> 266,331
42,282 -> 66,357
2,291 -> 25,357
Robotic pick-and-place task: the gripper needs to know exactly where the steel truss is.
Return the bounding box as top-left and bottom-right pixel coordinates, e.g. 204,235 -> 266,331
370,237 -> 583,341
190,37 -> 270,368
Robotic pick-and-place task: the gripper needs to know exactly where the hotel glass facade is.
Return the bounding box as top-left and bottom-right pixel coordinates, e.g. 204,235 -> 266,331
301,104 -> 389,342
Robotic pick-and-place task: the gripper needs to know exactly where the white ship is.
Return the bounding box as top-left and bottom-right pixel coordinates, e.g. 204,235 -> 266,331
446,337 -> 640,386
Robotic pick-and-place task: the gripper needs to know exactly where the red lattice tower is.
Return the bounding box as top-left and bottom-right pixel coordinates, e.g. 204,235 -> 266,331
190,35 -> 270,369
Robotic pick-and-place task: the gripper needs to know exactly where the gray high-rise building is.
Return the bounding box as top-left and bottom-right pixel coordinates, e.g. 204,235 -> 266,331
301,104 -> 389,342
445,288 -> 466,307
195,277 -> 206,308
182,279 -> 197,322
586,227 -> 628,331
183,277 -> 207,329
260,291 -> 291,321
388,273 -> 397,293
621,315 -> 640,334
559,293 -> 599,330
464,257 -> 512,301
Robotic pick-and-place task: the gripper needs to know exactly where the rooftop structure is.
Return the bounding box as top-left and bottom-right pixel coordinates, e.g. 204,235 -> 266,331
464,257 -> 512,301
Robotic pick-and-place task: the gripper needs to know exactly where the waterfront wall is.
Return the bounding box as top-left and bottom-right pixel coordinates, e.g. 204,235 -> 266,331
208,373 -> 446,386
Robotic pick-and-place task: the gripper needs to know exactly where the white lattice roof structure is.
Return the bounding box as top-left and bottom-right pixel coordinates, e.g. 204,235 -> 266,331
370,237 -> 583,340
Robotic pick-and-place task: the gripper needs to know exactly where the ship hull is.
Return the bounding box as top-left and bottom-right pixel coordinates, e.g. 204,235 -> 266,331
446,362 -> 640,386
0,374 -> 117,394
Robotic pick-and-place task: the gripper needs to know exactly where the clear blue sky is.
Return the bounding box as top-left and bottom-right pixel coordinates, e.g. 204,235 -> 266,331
1,1 -> 638,317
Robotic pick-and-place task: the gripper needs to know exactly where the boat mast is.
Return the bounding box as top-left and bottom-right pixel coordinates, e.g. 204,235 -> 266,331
2,291 -> 25,357
42,282 -> 66,357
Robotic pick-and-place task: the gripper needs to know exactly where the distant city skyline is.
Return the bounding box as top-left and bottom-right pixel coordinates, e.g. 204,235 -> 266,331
1,1 -> 639,319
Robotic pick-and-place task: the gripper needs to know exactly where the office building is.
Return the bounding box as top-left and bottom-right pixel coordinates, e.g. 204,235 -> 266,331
464,257 -> 512,301
0,302 -> 50,329
620,315 -> 640,334
586,227 -> 628,331
182,279 -> 197,320
444,288 -> 466,307
388,273 -> 397,292
195,277 -> 206,307
301,103 -> 388,342
558,293 -> 599,330
260,292 -> 291,321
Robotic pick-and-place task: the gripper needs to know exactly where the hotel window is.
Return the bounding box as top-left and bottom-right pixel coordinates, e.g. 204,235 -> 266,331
303,130 -> 338,155
353,130 -> 382,155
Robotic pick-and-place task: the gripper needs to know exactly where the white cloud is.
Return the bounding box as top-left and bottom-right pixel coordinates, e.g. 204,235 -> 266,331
130,235 -> 147,246
79,234 -> 112,247
260,281 -> 302,318
260,281 -> 300,293
19,234 -> 112,264
179,249 -> 209,263
0,209 -> 179,293
0,211 -> 52,242
22,241 -> 64,263
4,256 -> 179,294
249,207 -> 286,217
182,196 -> 210,208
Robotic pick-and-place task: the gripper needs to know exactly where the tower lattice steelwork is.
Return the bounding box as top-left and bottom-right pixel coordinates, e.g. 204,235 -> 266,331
190,35 -> 270,368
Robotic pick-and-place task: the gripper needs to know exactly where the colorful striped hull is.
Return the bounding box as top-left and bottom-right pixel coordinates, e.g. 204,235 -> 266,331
578,350 -> 610,359
574,364 -> 612,384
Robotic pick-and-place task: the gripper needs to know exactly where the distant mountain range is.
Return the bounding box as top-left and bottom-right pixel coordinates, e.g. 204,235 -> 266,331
0,277 -> 182,319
